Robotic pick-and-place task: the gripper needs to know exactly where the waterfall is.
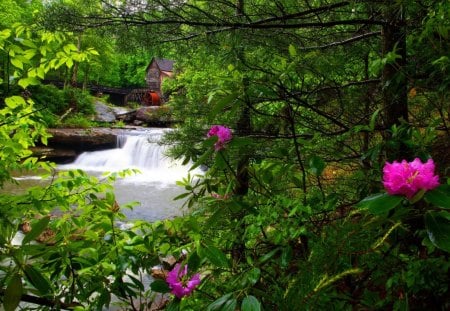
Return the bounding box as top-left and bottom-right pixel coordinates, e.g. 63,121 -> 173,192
60,128 -> 188,183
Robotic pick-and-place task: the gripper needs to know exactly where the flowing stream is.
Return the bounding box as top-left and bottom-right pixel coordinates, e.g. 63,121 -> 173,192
59,128 -> 190,222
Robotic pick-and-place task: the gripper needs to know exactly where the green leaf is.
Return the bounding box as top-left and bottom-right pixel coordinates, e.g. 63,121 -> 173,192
66,57 -> 74,68
242,267 -> 260,286
369,108 -> 381,131
187,250 -> 201,272
425,185 -> 450,209
206,293 -> 235,311
18,76 -> 40,89
150,279 -> 171,293
425,211 -> 450,252
5,96 -> 25,109
281,246 -> 293,268
357,193 -> 403,215
288,44 -> 297,57
4,273 -> 23,311
308,155 -> 326,176
258,247 -> 280,264
24,265 -> 52,296
11,58 -> 23,69
165,299 -> 180,311
173,192 -> 191,200
221,298 -> 237,311
22,216 -> 50,245
201,243 -> 230,268
190,148 -> 213,171
241,295 -> 261,311
209,92 -> 238,118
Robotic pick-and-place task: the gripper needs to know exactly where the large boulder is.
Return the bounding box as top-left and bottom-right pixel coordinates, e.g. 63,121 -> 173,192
135,106 -> 173,125
47,128 -> 117,152
94,101 -> 116,123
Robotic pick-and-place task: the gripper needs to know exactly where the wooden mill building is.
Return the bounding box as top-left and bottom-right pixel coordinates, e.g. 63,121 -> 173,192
124,57 -> 174,106
144,58 -> 174,105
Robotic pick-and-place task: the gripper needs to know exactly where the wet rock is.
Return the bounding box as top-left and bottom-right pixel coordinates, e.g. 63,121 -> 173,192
47,128 -> 117,152
94,101 -> 116,122
30,146 -> 77,162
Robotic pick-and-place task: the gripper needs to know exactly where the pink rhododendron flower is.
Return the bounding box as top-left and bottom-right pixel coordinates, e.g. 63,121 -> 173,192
207,125 -> 232,151
166,263 -> 201,299
382,158 -> 440,199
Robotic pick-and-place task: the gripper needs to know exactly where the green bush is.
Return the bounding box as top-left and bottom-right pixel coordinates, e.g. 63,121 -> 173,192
62,113 -> 94,128
29,84 -> 68,114
62,87 -> 95,115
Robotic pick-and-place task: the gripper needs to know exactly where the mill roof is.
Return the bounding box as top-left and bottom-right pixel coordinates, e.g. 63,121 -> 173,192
147,58 -> 174,72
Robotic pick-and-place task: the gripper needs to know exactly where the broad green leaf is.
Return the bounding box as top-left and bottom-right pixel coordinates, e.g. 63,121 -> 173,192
0,29 -> 11,39
425,211 -> 450,252
5,96 -> 25,109
63,43 -> 78,54
66,57 -> 74,68
357,193 -> 403,215
308,155 -> 326,176
424,185 -> 450,208
22,216 -> 50,245
21,39 -> 37,49
221,298 -> 237,311
4,273 -> 23,311
187,250 -> 201,272
150,279 -> 171,293
18,76 -> 40,89
11,58 -> 23,69
201,243 -> 230,268
241,295 -> 261,311
24,264 -> 52,295
242,267 -> 260,286
206,293 -> 235,311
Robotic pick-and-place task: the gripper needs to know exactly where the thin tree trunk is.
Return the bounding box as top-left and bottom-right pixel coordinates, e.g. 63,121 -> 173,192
382,3 -> 409,160
234,0 -> 250,196
71,35 -> 82,87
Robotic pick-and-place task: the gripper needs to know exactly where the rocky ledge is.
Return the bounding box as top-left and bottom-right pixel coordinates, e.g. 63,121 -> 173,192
34,128 -> 120,163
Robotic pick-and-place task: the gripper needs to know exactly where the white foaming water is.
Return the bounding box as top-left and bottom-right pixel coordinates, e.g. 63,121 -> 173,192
60,128 -> 189,183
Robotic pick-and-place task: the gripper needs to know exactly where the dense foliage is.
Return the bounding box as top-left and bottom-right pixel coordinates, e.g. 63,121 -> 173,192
1,1 -> 449,310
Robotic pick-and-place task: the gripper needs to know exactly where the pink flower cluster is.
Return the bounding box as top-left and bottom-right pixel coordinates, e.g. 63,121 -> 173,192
207,125 -> 232,151
166,263 -> 201,299
382,158 -> 439,199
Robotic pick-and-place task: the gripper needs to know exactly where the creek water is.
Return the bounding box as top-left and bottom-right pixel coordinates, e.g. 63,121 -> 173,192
9,128 -> 191,222
59,128 -> 190,222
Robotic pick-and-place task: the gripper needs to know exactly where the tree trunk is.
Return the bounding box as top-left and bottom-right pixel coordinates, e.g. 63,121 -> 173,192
234,0 -> 250,196
382,3 -> 409,160
70,35 -> 82,87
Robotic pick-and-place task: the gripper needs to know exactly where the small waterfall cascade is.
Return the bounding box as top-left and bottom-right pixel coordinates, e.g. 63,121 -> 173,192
60,128 -> 188,182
